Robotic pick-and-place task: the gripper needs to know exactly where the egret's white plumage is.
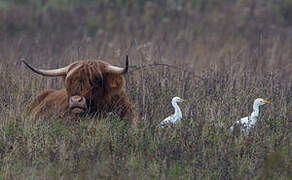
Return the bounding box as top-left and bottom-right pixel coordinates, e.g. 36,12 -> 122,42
230,98 -> 271,135
160,97 -> 186,126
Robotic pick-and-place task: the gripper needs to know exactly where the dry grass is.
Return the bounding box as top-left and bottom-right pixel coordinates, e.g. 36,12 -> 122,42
0,1 -> 291,179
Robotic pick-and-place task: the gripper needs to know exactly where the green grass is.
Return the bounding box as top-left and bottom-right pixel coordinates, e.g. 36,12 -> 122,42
0,80 -> 290,179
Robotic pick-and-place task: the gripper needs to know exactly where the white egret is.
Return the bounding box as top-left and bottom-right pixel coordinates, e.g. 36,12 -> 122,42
230,98 -> 271,135
160,97 -> 186,126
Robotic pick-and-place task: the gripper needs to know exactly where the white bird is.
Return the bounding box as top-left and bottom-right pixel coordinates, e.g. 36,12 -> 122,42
230,98 -> 271,135
160,97 -> 186,126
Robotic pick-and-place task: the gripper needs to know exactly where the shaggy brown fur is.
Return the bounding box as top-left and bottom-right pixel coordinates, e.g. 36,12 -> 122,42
25,57 -> 138,127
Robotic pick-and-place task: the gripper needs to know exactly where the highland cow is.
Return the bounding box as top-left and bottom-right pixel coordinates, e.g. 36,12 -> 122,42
22,55 -> 138,127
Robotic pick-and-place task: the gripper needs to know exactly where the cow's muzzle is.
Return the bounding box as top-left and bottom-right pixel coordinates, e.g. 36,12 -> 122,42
69,95 -> 87,114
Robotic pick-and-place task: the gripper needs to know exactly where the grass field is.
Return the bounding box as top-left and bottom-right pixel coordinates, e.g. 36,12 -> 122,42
0,1 -> 291,179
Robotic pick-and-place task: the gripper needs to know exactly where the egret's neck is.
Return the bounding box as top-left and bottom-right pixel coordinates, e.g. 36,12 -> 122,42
251,104 -> 260,120
172,101 -> 182,119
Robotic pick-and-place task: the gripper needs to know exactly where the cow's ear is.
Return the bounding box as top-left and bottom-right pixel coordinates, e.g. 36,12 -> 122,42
109,81 -> 118,88
105,73 -> 124,91
107,75 -> 120,88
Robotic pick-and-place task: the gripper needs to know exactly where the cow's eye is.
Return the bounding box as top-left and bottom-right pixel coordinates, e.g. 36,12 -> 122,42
90,76 -> 102,87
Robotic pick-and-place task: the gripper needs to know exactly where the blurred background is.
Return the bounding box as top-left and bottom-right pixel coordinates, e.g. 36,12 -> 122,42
0,0 -> 291,75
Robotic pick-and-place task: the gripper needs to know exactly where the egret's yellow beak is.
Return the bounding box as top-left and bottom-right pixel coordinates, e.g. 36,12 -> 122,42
180,99 -> 186,102
264,100 -> 271,104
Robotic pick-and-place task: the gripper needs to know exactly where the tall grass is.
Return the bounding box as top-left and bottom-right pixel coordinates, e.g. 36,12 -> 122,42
0,1 -> 291,179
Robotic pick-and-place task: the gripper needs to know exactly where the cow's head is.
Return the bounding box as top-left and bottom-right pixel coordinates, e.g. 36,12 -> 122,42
22,56 -> 129,114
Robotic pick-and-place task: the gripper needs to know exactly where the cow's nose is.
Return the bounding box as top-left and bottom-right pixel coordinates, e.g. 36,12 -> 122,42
71,95 -> 83,102
69,95 -> 86,107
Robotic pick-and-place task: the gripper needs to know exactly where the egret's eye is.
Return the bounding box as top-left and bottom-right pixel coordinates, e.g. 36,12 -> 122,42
90,76 -> 102,87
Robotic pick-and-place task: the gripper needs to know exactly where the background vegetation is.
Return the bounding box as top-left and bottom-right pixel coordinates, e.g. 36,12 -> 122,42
0,0 -> 291,179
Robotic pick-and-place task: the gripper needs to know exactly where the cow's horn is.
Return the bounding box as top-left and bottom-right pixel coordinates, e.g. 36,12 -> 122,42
105,55 -> 129,74
21,58 -> 68,77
